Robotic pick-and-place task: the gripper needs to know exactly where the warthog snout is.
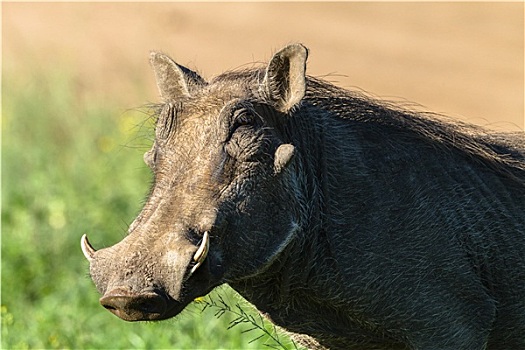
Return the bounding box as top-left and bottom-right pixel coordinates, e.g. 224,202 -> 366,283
81,230 -> 216,322
99,288 -> 167,321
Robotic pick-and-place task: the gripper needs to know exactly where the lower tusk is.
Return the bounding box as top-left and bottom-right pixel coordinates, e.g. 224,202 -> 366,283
80,234 -> 96,262
190,262 -> 201,275
193,231 -> 209,263
190,231 -> 209,275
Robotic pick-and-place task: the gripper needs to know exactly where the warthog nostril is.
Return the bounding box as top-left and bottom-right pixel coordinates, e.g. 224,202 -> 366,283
100,289 -> 167,321
102,304 -> 117,311
135,299 -> 163,313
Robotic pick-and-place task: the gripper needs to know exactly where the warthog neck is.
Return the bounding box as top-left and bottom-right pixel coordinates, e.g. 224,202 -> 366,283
229,221 -> 357,339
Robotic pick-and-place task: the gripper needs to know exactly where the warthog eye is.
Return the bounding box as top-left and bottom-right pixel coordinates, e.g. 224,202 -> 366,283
236,113 -> 254,126
233,110 -> 255,129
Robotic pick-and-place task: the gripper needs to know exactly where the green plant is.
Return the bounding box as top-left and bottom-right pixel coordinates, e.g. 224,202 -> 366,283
199,293 -> 300,350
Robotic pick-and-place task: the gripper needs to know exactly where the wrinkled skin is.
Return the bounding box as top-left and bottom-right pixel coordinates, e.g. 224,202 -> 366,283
83,44 -> 525,349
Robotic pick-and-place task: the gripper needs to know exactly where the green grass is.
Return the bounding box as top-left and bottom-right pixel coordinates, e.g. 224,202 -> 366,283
1,69 -> 298,349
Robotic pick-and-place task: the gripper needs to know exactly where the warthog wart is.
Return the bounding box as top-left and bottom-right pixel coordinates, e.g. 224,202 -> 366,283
82,44 -> 525,349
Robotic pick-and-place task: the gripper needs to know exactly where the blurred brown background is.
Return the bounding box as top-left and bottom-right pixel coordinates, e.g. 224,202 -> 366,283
4,2 -> 524,130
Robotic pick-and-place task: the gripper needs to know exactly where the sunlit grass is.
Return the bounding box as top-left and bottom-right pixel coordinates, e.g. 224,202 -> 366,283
1,69 -> 297,349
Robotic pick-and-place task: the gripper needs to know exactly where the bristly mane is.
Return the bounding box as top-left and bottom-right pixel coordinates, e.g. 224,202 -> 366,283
302,76 -> 525,187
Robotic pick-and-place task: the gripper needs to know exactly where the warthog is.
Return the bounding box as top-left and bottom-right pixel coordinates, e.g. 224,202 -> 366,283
82,44 -> 525,349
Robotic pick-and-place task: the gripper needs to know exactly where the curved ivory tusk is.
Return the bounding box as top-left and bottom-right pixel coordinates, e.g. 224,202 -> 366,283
193,231 -> 210,263
190,231 -> 209,275
80,234 -> 96,262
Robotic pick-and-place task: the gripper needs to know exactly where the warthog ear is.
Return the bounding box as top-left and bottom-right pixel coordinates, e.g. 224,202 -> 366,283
262,44 -> 308,113
274,143 -> 295,174
150,52 -> 206,100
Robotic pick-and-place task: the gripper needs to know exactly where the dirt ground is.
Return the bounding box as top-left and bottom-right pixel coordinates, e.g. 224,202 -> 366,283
4,2 -> 524,130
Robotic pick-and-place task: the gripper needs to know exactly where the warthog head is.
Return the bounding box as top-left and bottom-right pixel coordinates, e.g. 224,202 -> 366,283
81,44 -> 308,321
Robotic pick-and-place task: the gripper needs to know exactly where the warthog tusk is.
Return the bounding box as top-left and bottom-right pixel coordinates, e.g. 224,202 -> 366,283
190,231 -> 209,275
81,234 -> 96,262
